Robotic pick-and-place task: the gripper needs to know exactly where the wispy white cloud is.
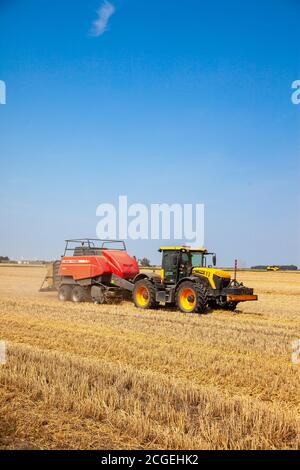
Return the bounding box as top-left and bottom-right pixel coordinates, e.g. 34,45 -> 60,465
90,1 -> 115,37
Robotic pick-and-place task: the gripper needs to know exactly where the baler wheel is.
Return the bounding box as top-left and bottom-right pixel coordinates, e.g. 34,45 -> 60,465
71,285 -> 89,303
58,285 -> 72,302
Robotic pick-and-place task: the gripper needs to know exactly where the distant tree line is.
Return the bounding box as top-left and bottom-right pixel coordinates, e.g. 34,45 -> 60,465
251,265 -> 298,271
0,256 -> 48,264
138,257 -> 151,267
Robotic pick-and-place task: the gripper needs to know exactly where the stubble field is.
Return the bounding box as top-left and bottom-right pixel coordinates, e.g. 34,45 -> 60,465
0,265 -> 299,449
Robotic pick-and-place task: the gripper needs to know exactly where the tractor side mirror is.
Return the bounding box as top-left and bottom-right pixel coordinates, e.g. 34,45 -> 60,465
212,254 -> 217,266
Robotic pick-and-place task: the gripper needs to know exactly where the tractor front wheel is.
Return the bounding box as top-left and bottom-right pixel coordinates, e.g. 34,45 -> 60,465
133,279 -> 157,310
176,281 -> 208,314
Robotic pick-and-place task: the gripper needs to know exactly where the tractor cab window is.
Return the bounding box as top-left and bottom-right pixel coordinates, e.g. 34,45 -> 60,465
179,252 -> 193,278
162,252 -> 179,267
162,251 -> 179,283
191,252 -> 204,268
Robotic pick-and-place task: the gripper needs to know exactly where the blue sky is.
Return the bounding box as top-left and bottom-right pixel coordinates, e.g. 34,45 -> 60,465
0,0 -> 299,266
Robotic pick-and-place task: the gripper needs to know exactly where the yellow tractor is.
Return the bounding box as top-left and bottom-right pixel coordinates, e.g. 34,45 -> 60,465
133,246 -> 257,313
267,265 -> 279,271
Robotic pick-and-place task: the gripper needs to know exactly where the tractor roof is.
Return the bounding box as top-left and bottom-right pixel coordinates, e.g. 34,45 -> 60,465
159,246 -> 207,253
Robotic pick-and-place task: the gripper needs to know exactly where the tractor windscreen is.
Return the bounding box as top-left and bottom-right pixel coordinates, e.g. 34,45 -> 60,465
191,252 -> 204,267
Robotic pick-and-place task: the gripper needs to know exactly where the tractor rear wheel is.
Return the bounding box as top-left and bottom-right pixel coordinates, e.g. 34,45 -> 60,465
71,285 -> 89,302
58,285 -> 72,301
133,279 -> 157,310
176,281 -> 208,314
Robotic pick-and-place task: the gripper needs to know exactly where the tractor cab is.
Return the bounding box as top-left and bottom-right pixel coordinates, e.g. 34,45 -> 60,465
159,246 -> 216,284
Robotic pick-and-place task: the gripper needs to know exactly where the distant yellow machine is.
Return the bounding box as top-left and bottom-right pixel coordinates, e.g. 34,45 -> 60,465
267,266 -> 280,271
